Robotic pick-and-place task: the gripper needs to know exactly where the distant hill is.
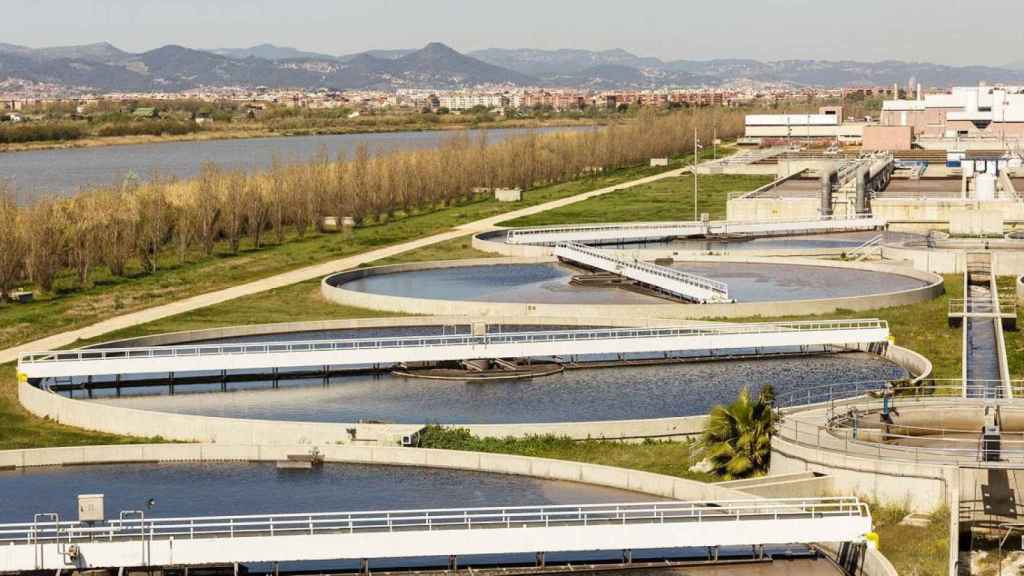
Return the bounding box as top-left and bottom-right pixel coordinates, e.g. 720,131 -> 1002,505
338,49 -> 416,62
469,48 -> 663,77
472,48 -> 1024,88
212,43 -> 337,61
0,42 -> 542,92
5,42 -> 1024,92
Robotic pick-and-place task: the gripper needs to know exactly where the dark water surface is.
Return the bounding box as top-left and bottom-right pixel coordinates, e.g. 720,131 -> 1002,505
89,353 -> 906,424
0,462 -> 655,524
0,463 -> 818,570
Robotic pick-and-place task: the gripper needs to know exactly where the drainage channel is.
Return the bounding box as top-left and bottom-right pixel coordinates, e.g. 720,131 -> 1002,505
965,284 -> 1003,398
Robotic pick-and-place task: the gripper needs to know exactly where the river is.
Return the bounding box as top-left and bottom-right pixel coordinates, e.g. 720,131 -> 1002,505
0,127 -> 574,202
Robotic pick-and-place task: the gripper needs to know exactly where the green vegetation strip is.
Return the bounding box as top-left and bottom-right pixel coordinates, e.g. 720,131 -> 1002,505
872,502 -> 949,576
499,170 -> 771,228
0,364 -> 162,450
417,426 -> 713,483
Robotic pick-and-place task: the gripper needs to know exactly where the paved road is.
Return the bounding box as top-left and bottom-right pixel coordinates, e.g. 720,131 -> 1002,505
1,167 -> 691,364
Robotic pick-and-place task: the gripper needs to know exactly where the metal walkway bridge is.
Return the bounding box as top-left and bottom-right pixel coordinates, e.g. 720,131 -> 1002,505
554,241 -> 731,303
0,498 -> 872,572
17,320 -> 890,381
506,215 -> 886,246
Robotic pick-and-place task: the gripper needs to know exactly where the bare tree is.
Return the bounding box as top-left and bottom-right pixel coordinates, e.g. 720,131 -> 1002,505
0,187 -> 25,302
23,199 -> 65,293
219,170 -> 248,254
98,184 -> 137,277
64,193 -> 104,287
130,180 -> 172,274
246,176 -> 271,249
194,163 -> 222,256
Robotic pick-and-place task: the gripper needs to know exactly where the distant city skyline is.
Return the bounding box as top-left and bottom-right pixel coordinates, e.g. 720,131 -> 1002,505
3,0 -> 1022,67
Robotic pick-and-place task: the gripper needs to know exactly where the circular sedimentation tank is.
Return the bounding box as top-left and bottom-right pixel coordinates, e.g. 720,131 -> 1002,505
328,260 -> 933,305
68,325 -> 908,425
0,461 -> 655,524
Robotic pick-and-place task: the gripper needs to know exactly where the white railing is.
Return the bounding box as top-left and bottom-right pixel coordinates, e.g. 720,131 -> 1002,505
19,320 -> 888,367
556,241 -> 730,302
506,214 -> 885,246
949,297 -> 1017,316
712,214 -> 883,235
506,221 -> 704,244
846,234 -> 883,261
776,380 -> 1024,464
0,498 -> 870,546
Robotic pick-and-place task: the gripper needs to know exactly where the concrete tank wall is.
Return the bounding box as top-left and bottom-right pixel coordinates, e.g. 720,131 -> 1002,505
320,257 -> 944,321
0,443 -> 754,502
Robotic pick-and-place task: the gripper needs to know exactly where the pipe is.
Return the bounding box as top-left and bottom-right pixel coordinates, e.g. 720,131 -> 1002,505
820,167 -> 836,216
855,167 -> 867,214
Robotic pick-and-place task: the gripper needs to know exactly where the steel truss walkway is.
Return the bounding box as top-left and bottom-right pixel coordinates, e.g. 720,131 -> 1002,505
554,241 -> 731,303
0,498 -> 872,572
17,320 -> 890,381
506,215 -> 886,246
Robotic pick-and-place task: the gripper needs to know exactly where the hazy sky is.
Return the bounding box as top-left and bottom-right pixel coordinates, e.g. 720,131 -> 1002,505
3,0 -> 1020,66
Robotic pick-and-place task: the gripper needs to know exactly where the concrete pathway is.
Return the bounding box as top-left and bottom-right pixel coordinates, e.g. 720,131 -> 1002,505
1,166 -> 691,363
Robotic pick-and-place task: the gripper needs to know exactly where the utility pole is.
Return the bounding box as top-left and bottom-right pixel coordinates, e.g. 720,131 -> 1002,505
693,127 -> 701,221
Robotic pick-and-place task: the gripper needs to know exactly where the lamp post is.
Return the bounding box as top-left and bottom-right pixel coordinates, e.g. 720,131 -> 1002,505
693,127 -> 703,221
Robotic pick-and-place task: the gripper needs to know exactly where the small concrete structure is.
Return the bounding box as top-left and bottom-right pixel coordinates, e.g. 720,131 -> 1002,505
649,158 -> 669,167
494,187 -> 522,202
950,207 -> 1004,237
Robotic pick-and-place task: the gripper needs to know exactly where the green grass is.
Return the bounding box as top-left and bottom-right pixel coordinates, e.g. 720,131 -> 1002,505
498,173 -> 772,228
366,235 -> 496,267
66,280 -> 403,347
417,426 -> 713,482
0,363 -> 163,450
871,502 -> 949,576
715,274 -> 961,380
0,163 -> 677,353
0,280 -> 407,448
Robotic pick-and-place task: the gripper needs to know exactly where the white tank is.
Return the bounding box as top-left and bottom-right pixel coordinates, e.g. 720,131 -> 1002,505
976,173 -> 997,201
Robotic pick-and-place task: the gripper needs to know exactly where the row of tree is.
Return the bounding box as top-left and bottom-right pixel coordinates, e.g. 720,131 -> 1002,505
0,108 -> 745,302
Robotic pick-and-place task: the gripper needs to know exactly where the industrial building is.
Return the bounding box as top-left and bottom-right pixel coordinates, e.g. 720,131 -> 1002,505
742,106 -> 868,146
882,85 -> 1024,149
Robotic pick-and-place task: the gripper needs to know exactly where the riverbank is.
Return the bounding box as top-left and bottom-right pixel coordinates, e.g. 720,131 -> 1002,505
0,161 -> 694,354
0,116 -> 605,154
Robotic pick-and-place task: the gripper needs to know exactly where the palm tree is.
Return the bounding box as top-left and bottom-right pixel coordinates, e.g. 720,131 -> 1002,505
700,385 -> 778,480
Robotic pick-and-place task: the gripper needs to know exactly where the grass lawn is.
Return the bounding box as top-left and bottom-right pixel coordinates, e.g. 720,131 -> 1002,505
0,363 -> 163,450
417,426 -> 712,482
872,503 -> 949,576
0,281 -> 410,449
365,235 -> 496,267
714,273 -> 961,380
498,173 -> 772,228
0,162 -> 688,353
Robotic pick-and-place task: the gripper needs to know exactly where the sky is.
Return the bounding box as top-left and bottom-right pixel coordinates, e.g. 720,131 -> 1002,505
3,0 -> 1022,66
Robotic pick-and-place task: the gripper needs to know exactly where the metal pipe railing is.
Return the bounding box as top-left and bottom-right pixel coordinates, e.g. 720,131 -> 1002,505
20,319 -> 887,366
507,214 -> 884,244
0,498 -> 869,545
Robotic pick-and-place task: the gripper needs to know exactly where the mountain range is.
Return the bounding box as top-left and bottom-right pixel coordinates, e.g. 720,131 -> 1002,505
3,41 -> 1024,93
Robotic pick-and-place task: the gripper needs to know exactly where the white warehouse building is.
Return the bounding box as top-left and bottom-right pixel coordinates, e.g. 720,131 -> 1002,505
743,107 -> 866,144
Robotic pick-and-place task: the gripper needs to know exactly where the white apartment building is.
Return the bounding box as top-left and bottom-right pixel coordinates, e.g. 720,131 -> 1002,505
437,93 -> 508,111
